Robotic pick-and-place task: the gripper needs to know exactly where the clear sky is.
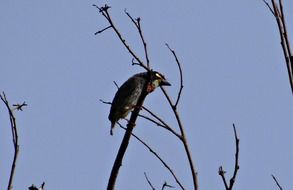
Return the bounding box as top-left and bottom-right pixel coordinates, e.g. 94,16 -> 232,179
1,0 -> 293,189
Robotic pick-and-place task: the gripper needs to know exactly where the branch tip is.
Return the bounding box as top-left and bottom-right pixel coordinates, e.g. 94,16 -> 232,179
99,99 -> 111,105
13,101 -> 28,111
218,124 -> 240,190
272,174 -> 283,190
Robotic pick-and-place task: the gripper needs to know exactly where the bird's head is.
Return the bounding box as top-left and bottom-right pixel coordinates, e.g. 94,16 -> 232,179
150,71 -> 171,88
138,71 -> 171,93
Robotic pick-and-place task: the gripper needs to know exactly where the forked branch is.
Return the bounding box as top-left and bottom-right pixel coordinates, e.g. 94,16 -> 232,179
144,172 -> 156,190
263,0 -> 293,94
28,182 -> 45,190
1,92 -> 27,190
160,87 -> 198,190
218,124 -> 240,190
141,106 -> 181,139
161,44 -> 198,190
118,124 -> 185,189
124,10 -> 150,68
165,44 -> 184,108
93,4 -> 150,71
99,99 -> 181,139
95,4 -> 197,190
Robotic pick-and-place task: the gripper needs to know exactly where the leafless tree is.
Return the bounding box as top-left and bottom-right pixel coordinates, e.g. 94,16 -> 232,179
94,4 -> 241,190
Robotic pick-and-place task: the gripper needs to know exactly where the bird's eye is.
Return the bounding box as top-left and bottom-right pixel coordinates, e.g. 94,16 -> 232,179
155,73 -> 163,79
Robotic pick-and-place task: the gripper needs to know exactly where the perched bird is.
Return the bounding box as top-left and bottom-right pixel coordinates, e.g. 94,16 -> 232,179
108,71 -> 171,135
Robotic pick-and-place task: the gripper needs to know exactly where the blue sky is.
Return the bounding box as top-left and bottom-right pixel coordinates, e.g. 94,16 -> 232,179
1,0 -> 293,189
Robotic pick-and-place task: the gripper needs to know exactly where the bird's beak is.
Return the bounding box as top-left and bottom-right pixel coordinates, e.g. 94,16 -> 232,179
160,79 -> 171,86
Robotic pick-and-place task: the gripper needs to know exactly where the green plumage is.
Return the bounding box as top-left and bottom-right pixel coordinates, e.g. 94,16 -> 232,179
108,71 -> 170,135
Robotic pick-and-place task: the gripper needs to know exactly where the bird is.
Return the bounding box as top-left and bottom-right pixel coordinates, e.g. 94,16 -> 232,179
108,71 -> 171,135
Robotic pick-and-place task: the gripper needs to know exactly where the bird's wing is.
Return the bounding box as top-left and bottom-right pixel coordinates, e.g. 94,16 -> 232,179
109,77 -> 141,119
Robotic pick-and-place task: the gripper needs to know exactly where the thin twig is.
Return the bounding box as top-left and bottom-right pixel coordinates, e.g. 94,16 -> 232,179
144,172 -> 156,190
278,0 -> 293,75
118,123 -> 185,190
125,10 -> 150,69
100,98 -> 182,148
218,124 -> 240,190
99,99 -> 111,105
137,17 -> 150,69
95,4 -> 197,189
141,106 -> 181,139
94,25 -> 112,35
99,89 -> 180,138
161,181 -> 175,190
93,4 -> 149,71
267,0 -> 293,94
271,174 -> 283,190
160,87 -> 198,190
218,167 -> 229,190
113,81 -> 119,89
262,0 -> 276,16
1,92 -> 25,190
28,182 -> 45,190
165,44 -> 184,108
274,0 -> 293,91
138,113 -> 167,128
138,114 -> 181,139
159,42 -> 196,188
13,102 -> 27,111
230,124 -> 240,189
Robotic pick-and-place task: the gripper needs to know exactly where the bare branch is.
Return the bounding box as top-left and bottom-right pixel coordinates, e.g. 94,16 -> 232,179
92,7 -> 153,188
118,123 -> 185,190
271,174 -> 283,190
138,114 -> 180,139
160,87 -> 198,190
99,99 -> 111,105
218,124 -> 240,190
141,106 -> 181,139
113,81 -> 120,89
230,124 -> 240,189
92,4 -> 111,18
28,182 -> 45,190
93,4 -> 150,71
100,97 -> 182,141
161,181 -> 175,190
95,4 -> 198,190
94,25 -> 112,35
266,0 -> 293,94
12,102 -> 27,111
101,77 -> 191,190
144,172 -> 156,190
165,44 -> 184,108
218,166 -> 229,190
125,10 -> 150,68
262,0 -> 276,16
0,92 -> 24,190
98,80 -> 120,105
279,0 -> 293,65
